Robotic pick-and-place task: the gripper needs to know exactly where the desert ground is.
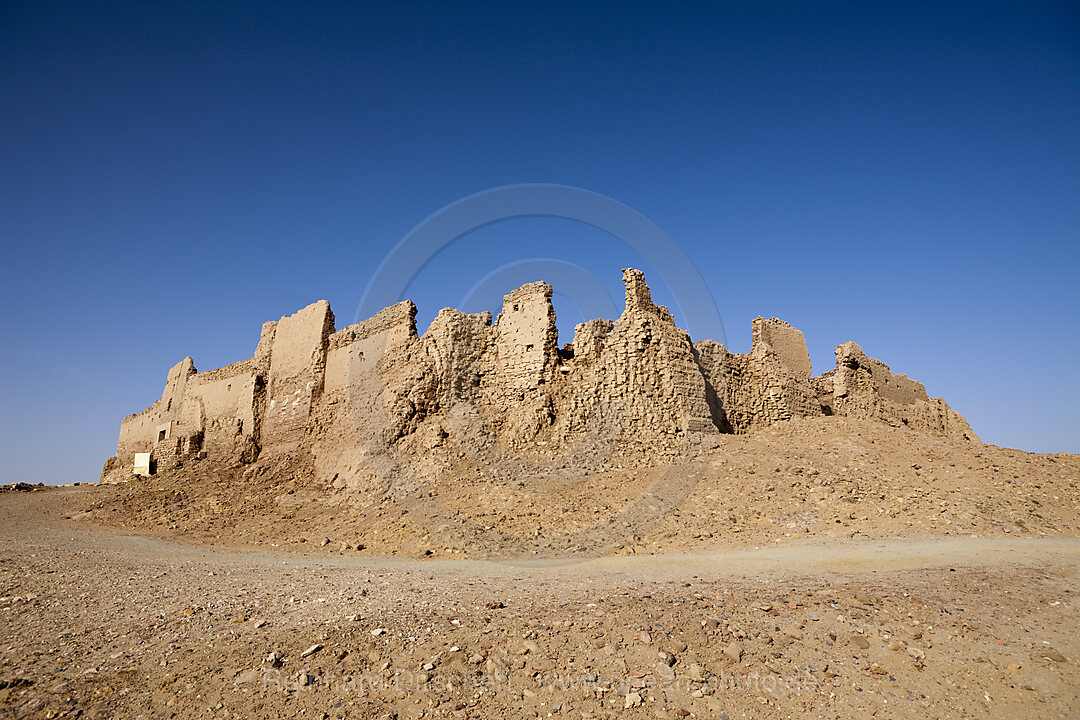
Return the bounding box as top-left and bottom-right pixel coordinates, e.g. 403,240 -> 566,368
3,418 -> 1079,719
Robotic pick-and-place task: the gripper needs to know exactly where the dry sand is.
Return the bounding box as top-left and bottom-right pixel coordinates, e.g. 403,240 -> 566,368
3,417 -> 1079,719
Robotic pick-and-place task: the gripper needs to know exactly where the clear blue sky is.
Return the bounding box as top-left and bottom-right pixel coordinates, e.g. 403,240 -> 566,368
2,1 -> 1078,484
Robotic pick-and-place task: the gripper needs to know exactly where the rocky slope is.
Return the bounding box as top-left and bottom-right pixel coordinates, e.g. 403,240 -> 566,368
2,490 -> 1078,720
81,416 -> 1080,559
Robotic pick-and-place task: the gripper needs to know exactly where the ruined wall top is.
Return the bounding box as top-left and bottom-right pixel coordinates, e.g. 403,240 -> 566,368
622,268 -> 675,323
261,299 -> 335,451
622,268 -> 654,313
495,281 -> 559,394
330,300 -> 418,350
752,317 -> 812,380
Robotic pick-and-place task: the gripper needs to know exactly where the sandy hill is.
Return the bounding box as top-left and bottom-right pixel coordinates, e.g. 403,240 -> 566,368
85,269 -> 1076,558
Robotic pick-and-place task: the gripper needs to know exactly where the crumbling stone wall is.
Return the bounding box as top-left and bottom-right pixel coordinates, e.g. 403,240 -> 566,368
180,359 -> 256,458
102,268 -> 979,483
551,269 -> 717,443
695,318 -> 820,433
495,282 -> 559,395
261,300 -> 335,452
570,319 -> 612,360
753,318 -> 812,381
324,301 -> 418,396
311,300 -> 423,490
821,341 -> 978,441
106,354 -> 260,483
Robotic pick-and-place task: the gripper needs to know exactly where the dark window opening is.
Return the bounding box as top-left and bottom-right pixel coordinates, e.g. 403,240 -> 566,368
157,429 -> 166,442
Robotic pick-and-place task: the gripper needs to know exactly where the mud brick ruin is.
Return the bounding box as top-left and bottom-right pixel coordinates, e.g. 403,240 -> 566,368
101,269 -> 977,483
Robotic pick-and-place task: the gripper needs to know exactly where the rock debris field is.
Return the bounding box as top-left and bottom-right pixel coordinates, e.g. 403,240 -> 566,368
3,417 -> 1080,720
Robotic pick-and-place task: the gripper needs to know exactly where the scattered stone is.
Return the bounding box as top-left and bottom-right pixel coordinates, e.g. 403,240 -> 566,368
1038,648 -> 1067,663
656,662 -> 676,682
850,635 -> 870,650
300,644 -> 322,658
685,663 -> 707,682
530,656 -> 555,672
723,642 -> 743,663
667,638 -> 688,653
235,668 -> 260,685
624,691 -> 643,708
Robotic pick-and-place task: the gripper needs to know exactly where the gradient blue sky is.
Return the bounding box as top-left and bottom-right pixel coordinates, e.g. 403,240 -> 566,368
2,1 -> 1078,484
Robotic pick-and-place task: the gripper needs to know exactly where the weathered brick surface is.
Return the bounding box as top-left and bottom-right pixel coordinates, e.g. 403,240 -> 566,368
102,269 -> 978,483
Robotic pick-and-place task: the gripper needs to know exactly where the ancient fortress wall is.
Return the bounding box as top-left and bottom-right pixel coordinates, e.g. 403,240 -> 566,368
551,269 -> 717,440
695,318 -> 822,434
101,269 -> 978,482
823,341 -> 976,439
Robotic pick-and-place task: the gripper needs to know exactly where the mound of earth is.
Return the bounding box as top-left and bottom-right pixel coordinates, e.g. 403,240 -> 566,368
77,416 -> 1079,559
2,489 -> 1078,720
86,269 -> 1079,559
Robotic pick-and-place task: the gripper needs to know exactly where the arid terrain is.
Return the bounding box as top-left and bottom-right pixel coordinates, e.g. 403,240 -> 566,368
3,416 -> 1080,719
5,277 -> 1080,718
85,418 -> 1078,559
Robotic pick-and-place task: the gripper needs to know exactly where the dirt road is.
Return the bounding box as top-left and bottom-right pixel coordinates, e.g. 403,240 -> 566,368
2,487 -> 1078,719
7,488 -> 1078,577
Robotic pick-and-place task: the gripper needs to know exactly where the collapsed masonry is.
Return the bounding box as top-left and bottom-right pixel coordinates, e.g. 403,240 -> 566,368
100,269 -> 978,484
